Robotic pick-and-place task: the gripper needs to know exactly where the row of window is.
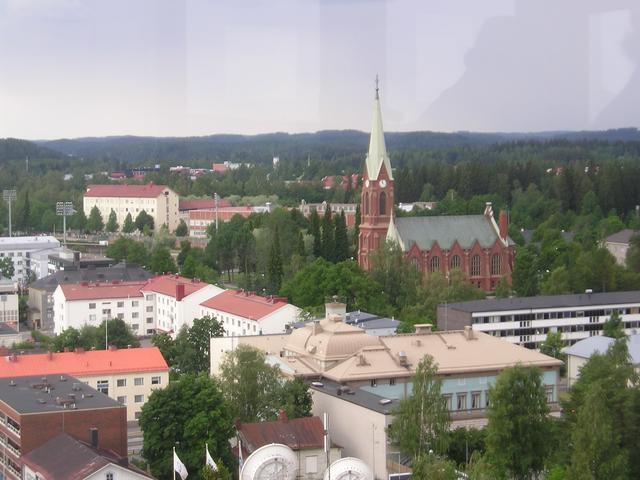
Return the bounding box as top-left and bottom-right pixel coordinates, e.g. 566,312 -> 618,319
476,307 -> 637,324
96,376 -> 162,395
88,301 -> 152,310
443,386 -> 555,411
117,394 -> 145,404
411,253 -> 502,276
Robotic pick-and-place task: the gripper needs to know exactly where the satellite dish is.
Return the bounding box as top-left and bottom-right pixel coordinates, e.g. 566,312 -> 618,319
324,457 -> 374,480
240,443 -> 298,480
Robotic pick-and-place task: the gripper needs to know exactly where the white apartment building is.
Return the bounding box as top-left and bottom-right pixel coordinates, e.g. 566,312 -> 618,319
0,278 -> 19,328
141,274 -> 224,335
52,280 -> 154,336
0,235 -> 61,283
83,184 -> 180,232
199,289 -> 300,336
439,290 -> 640,348
0,347 -> 169,421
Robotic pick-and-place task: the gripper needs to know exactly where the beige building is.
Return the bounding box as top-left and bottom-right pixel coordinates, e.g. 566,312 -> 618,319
0,347 -> 169,421
211,303 -> 562,479
83,183 -> 179,232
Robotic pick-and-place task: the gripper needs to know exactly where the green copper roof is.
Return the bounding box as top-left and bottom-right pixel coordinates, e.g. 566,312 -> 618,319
365,93 -> 393,181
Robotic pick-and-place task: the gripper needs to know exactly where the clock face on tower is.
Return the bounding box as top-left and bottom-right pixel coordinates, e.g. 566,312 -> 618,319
379,179 -> 387,188
365,180 -> 370,188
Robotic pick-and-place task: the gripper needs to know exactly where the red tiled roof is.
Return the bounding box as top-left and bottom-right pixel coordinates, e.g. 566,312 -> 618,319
238,415 -> 326,452
141,274 -> 208,298
84,183 -> 169,198
0,347 -> 169,378
179,198 -> 231,211
60,281 -> 145,301
200,289 -> 289,321
212,163 -> 228,172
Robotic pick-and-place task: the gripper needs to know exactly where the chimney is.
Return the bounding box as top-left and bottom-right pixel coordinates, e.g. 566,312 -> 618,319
278,410 -> 289,422
414,324 -> 433,334
464,325 -> 475,340
325,297 -> 347,319
484,202 -> 493,218
90,427 -> 98,449
175,283 -> 186,302
499,211 -> 508,241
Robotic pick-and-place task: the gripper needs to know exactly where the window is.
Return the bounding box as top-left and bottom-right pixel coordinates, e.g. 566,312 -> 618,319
305,455 -> 318,474
389,378 -> 396,386
471,391 -> 482,409
132,300 -> 139,307
456,393 -> 467,411
132,324 -> 139,330
135,394 -> 144,403
470,255 -> 481,276
146,294 -> 153,301
450,255 -> 461,269
151,376 -> 161,385
429,256 -> 440,272
442,394 -> 452,411
117,396 -> 126,404
491,254 -> 501,275
117,301 -> 124,308
410,257 -> 420,270
135,411 -> 141,420
89,303 -> 96,309
134,377 -> 144,386
117,379 -> 127,387
546,385 -> 554,403
97,380 -> 109,395
106,473 -> 114,480
102,309 -> 111,315
379,191 -> 386,215
89,314 -> 96,322
146,306 -> 153,312
132,312 -> 139,318
146,317 -> 153,323
370,379 -> 377,387
117,313 -> 124,320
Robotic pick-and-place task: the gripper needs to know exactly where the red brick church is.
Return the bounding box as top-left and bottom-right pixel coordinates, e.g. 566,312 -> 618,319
357,84 -> 515,292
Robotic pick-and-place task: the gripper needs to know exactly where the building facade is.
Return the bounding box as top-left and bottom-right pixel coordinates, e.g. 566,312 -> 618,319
0,348 -> 169,422
355,87 -> 515,291
438,290 -> 640,349
0,374 -> 127,480
0,236 -> 61,284
603,229 -> 637,266
83,184 -> 179,232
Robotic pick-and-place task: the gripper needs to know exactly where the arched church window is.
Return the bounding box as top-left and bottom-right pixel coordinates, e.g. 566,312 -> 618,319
379,192 -> 386,215
410,257 -> 420,270
491,254 -> 501,275
450,255 -> 461,270
363,193 -> 369,215
471,255 -> 481,276
430,256 -> 440,272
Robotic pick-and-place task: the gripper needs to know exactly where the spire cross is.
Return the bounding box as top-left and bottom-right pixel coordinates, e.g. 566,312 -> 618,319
375,74 -> 379,99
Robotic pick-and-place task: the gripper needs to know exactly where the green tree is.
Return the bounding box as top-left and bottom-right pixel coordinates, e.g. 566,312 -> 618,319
186,315 -> 225,373
494,277 -> 511,298
389,355 -> 450,457
0,257 -> 15,279
511,247 -> 539,297
20,190 -> 31,233
627,234 -> 640,272
334,210 -> 349,262
267,226 -> 283,294
175,219 -> 188,236
52,327 -> 81,352
122,212 -> 135,233
567,382 -> 629,480
279,378 -> 312,419
603,310 -> 625,339
71,209 -> 87,233
201,463 -> 233,480
309,209 -> 321,257
540,266 -> 571,295
218,345 -> 283,422
149,245 -> 176,274
105,209 -> 119,232
370,240 -> 420,315
135,210 -> 154,232
152,332 -> 177,369
539,331 -> 567,376
87,205 -> 104,233
353,203 -> 361,257
320,206 -> 334,261
411,454 -> 459,480
139,374 -> 235,480
102,318 -> 140,349
485,365 -> 551,480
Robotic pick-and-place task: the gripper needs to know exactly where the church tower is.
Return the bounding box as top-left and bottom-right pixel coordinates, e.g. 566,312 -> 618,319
358,79 -> 394,271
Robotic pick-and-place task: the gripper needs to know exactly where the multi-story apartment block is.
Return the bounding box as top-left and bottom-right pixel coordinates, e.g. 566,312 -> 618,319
200,289 -> 300,336
0,374 -> 127,480
0,236 -> 61,284
438,290 -> 640,348
0,347 -> 168,422
0,279 -> 19,329
83,183 -> 179,232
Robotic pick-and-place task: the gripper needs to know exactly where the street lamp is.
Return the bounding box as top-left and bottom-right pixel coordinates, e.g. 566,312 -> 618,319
56,201 -> 74,245
3,189 -> 16,237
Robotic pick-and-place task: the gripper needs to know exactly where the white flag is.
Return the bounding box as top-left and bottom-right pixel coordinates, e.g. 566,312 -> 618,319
206,444 -> 218,471
174,449 -> 189,480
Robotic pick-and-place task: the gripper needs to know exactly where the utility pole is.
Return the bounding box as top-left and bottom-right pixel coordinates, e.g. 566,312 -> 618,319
3,190 -> 16,237
324,413 -> 331,480
56,201 -> 74,245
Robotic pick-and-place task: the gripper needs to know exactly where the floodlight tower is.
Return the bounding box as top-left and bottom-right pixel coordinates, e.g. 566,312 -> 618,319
56,201 -> 74,245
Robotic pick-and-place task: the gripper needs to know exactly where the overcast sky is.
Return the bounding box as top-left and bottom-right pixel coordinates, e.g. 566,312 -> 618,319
1,0 -> 639,139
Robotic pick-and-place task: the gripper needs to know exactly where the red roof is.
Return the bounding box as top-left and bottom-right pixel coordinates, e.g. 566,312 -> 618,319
200,289 -> 289,321
179,198 -> 231,211
237,414 -> 327,452
212,163 -> 228,173
84,183 -> 169,198
0,347 -> 169,378
141,274 -> 208,298
60,281 -> 145,301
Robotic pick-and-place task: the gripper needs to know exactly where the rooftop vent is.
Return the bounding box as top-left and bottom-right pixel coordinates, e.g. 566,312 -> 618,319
9,380 -> 16,386
464,325 -> 476,341
311,381 -> 324,388
414,324 -> 433,334
37,399 -> 46,404
72,383 -> 82,391
379,398 -> 392,405
397,351 -> 408,366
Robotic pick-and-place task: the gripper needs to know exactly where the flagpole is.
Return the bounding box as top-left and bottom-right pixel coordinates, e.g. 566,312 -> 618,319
173,446 -> 176,480
238,438 -> 242,480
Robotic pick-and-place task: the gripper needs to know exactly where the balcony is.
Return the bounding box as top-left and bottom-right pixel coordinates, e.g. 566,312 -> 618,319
5,419 -> 20,437
5,441 -> 19,458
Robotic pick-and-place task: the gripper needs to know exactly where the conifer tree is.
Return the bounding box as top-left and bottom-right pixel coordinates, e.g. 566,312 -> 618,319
106,209 -> 119,232
122,213 -> 135,233
87,206 -> 104,233
354,203 -> 361,258
334,210 -> 349,262
267,226 -> 283,294
321,206 -> 334,262
309,209 -> 321,258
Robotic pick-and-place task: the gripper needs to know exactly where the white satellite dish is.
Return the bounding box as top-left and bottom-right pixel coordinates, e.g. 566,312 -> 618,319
240,443 -> 298,480
324,457 -> 374,480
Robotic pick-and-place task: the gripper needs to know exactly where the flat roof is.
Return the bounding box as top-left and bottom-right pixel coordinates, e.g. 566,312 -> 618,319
445,291 -> 640,313
0,374 -> 122,414
0,236 -> 60,251
309,379 -> 399,415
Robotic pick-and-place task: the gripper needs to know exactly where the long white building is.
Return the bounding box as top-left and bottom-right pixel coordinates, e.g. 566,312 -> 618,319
0,235 -> 61,283
438,291 -> 640,348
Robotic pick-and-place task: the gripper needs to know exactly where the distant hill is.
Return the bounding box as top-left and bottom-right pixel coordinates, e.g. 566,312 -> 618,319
35,127 -> 640,164
0,138 -> 62,161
